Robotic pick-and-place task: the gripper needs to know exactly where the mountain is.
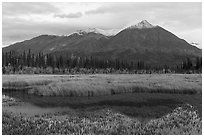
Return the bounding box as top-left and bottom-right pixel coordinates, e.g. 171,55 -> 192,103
76,28 -> 121,36
3,33 -> 110,55
191,42 -> 200,47
126,20 -> 156,29
95,22 -> 201,66
3,20 -> 201,67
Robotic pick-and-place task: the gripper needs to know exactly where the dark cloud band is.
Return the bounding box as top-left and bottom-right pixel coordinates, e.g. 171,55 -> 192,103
54,12 -> 83,18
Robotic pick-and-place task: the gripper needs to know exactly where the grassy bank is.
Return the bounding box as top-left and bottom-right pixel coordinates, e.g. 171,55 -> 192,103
2,74 -> 202,96
2,74 -> 202,135
2,103 -> 202,135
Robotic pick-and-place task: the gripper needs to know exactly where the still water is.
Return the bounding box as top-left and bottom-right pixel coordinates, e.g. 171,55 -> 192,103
3,89 -> 194,119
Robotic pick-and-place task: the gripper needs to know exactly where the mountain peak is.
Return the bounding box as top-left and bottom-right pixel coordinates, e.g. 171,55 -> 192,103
78,28 -> 100,35
65,28 -> 98,37
127,20 -> 155,29
76,28 -> 120,36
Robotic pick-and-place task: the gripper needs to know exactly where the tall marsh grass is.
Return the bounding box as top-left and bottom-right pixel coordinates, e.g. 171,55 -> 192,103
3,74 -> 202,97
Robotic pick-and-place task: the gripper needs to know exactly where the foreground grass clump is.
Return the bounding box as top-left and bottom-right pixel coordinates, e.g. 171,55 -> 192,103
2,74 -> 202,97
2,104 -> 201,135
2,95 -> 21,106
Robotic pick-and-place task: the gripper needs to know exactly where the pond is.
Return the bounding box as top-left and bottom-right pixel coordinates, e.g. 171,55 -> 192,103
2,88 -> 201,120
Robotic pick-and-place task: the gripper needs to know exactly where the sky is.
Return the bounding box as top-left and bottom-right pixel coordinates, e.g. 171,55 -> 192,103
2,2 -> 202,48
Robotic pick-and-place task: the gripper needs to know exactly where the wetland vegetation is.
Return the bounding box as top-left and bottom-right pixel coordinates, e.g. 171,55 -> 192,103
2,74 -> 202,135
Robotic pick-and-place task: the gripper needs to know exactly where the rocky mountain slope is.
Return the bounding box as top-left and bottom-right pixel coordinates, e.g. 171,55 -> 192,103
3,20 -> 201,67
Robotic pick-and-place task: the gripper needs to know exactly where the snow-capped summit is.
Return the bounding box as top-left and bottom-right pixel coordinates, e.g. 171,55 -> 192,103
127,20 -> 155,29
77,28 -> 120,36
191,42 -> 199,46
67,20 -> 155,37
66,28 -> 120,37
190,42 -> 201,48
65,32 -> 83,37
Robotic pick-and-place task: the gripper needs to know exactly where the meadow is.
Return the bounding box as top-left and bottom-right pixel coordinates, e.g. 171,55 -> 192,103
2,74 -> 202,96
2,74 -> 202,135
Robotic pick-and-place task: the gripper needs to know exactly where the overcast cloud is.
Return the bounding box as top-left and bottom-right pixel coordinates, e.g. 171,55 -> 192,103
2,2 -> 202,48
54,12 -> 83,18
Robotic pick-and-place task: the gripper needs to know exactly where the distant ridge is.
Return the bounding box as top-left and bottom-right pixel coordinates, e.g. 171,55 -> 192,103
3,20 -> 201,67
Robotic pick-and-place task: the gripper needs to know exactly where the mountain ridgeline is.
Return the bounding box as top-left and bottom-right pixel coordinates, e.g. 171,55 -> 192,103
3,20 -> 201,69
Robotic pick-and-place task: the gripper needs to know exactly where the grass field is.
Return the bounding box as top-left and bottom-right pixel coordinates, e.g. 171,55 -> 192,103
2,104 -> 202,135
2,74 -> 202,96
2,74 -> 202,135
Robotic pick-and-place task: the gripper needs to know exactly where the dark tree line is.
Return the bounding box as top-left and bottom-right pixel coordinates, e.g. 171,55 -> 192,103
2,49 -> 202,74
2,49 -> 146,71
182,57 -> 202,70
3,50 -> 46,68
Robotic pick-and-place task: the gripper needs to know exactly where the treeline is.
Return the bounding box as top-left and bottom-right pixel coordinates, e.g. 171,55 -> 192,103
182,57 -> 202,70
2,49 -> 202,74
2,49 -> 146,71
